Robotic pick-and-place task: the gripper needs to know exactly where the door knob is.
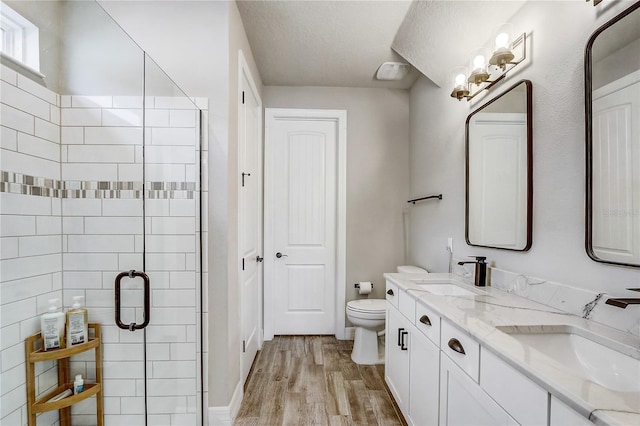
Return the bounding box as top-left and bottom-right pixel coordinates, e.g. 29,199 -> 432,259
276,252 -> 288,258
256,256 -> 263,263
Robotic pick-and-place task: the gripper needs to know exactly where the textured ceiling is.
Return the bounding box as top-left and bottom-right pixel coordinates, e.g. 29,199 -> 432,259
236,0 -> 420,89
392,0 -> 527,88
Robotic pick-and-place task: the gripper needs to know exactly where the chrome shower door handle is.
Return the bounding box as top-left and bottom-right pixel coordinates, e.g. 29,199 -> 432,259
115,270 -> 150,331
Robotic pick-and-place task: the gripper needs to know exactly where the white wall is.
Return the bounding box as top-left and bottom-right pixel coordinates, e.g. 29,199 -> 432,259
408,1 -> 640,297
264,86 -> 410,318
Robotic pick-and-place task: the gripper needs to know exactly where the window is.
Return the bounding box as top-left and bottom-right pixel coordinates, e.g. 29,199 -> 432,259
0,2 -> 39,72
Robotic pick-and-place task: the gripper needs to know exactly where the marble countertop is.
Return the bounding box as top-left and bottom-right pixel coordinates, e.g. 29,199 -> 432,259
384,272 -> 640,426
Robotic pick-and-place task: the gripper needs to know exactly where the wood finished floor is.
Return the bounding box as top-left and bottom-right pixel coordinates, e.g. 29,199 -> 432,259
234,336 -> 406,426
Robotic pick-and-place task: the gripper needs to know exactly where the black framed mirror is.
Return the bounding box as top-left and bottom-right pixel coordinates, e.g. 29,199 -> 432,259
585,1 -> 640,268
465,80 -> 533,251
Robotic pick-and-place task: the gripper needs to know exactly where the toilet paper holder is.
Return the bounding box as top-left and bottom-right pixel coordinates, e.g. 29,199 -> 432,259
354,282 -> 374,288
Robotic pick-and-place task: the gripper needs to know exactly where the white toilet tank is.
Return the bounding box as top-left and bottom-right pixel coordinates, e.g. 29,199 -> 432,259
397,265 -> 428,273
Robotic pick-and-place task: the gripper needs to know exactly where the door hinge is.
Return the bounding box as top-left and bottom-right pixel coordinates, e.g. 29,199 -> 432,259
242,340 -> 246,352
242,258 -> 245,271
242,91 -> 245,104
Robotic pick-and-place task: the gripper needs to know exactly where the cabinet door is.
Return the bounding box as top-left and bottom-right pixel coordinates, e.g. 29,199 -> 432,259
386,306 -> 410,412
481,348 -> 548,426
550,396 -> 592,426
409,323 -> 440,426
440,354 -> 517,426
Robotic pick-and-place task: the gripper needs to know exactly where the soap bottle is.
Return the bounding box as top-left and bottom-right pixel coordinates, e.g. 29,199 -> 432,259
66,296 -> 88,346
73,374 -> 84,395
41,299 -> 65,351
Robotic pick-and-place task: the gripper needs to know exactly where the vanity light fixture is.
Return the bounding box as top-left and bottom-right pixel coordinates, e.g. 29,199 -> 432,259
450,25 -> 526,102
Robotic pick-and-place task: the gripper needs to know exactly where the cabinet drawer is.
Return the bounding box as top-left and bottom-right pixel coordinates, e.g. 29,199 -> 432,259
415,302 -> 440,347
441,319 -> 480,382
385,280 -> 399,309
398,291 -> 415,324
481,349 -> 548,426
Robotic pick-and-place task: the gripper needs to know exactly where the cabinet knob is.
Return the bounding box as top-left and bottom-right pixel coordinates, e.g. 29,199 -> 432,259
419,314 -> 432,326
387,289 -> 394,296
447,338 -> 466,355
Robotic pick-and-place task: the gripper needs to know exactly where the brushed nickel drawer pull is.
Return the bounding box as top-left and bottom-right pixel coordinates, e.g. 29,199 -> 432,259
419,314 -> 432,326
448,338 -> 466,355
387,289 -> 394,296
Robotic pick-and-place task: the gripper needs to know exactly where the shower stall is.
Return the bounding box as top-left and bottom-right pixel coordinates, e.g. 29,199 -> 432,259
0,1 -> 205,425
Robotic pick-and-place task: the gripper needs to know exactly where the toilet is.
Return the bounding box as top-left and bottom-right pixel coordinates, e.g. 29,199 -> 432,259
347,299 -> 387,364
396,265 -> 429,274
347,265 -> 428,365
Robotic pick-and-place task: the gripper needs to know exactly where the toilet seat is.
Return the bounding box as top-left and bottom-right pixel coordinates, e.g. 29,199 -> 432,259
347,299 -> 386,319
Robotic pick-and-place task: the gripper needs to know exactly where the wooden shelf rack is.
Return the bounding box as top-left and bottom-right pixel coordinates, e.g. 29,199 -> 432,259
25,323 -> 103,426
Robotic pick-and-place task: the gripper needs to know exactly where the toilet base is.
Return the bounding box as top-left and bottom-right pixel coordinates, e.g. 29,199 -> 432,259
351,326 -> 384,365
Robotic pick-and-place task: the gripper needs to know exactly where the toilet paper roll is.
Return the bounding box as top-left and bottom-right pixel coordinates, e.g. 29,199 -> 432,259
358,281 -> 372,295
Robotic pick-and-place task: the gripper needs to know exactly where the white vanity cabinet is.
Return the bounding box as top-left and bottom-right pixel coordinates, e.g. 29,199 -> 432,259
383,279 -> 601,426
408,322 -> 440,426
438,318 -> 517,425
440,353 -> 518,426
386,305 -> 411,411
386,302 -> 440,426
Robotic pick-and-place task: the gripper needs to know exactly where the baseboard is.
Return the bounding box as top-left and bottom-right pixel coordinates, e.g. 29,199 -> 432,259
208,381 -> 243,425
343,326 -> 355,340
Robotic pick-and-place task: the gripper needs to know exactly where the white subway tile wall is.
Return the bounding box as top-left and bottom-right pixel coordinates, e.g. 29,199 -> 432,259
1,64 -> 63,425
1,70 -> 205,426
59,95 -> 201,425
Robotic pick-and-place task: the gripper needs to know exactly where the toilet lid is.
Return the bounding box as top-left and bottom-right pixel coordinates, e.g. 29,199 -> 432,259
347,299 -> 387,313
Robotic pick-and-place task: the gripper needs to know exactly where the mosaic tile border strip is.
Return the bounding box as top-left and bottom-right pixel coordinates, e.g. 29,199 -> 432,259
0,171 -> 195,199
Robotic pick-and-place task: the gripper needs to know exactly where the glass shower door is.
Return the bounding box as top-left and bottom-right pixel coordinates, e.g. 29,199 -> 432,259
140,54 -> 202,425
60,2 -> 203,425
58,2 -> 149,425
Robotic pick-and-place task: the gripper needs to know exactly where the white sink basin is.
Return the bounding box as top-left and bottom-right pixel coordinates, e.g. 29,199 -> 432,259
411,280 -> 487,296
497,325 -> 640,392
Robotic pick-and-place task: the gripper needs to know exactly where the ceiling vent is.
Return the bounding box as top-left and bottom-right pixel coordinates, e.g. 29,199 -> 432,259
376,62 -> 410,81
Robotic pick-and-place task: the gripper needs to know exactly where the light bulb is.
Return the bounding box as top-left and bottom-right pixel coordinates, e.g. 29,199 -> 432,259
450,66 -> 469,100
495,32 -> 510,50
473,55 -> 485,71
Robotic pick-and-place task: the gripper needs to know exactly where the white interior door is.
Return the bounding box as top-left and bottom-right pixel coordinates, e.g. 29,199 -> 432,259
239,52 -> 262,384
265,109 -> 344,336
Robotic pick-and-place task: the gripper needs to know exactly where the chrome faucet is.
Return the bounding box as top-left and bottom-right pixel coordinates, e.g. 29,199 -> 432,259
457,256 -> 487,287
605,289 -> 640,309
